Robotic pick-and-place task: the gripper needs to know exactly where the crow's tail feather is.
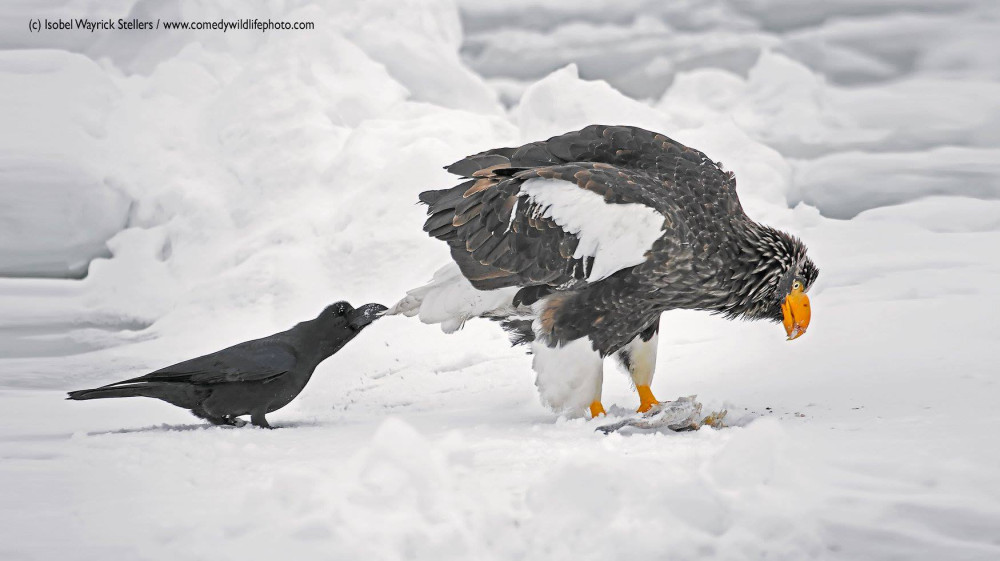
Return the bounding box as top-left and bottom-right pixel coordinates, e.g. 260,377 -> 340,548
67,383 -> 164,401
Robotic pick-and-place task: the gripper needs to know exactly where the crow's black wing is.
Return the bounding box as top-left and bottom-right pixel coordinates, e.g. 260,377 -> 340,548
104,339 -> 299,386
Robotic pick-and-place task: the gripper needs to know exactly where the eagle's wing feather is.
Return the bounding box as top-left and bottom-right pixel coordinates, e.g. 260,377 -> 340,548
445,124 -> 740,213
423,162 -> 667,294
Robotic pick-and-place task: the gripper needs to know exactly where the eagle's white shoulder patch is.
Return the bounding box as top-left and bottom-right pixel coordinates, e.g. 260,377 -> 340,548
519,178 -> 664,282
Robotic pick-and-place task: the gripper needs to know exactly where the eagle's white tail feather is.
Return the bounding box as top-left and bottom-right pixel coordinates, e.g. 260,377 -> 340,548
386,263 -> 519,333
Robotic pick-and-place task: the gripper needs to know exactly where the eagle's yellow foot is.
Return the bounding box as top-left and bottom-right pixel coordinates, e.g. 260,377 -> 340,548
636,385 -> 659,413
589,401 -> 606,418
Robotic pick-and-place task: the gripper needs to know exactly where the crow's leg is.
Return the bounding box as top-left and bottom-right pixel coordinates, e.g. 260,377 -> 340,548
250,411 -> 272,429
207,415 -> 245,427
192,407 -> 224,425
192,408 -> 245,427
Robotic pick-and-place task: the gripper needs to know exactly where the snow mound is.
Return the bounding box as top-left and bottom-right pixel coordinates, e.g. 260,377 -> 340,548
2,1 -> 1000,560
515,63 -> 671,140
0,51 -> 129,278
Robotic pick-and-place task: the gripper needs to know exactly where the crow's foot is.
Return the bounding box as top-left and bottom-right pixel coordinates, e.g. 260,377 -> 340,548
251,412 -> 272,429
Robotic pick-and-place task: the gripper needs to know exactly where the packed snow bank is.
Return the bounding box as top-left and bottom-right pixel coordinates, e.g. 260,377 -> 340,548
0,51 -> 130,278
460,0 -> 999,97
2,0 -> 1000,560
660,51 -> 1000,156
790,147 -> 1000,219
0,157 -> 129,278
657,51 -> 1000,217
514,63 -> 671,139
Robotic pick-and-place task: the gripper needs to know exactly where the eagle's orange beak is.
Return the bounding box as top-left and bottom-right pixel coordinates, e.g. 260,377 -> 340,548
782,287 -> 810,341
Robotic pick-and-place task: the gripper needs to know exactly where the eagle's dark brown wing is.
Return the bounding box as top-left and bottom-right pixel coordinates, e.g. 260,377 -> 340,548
421,162 -> 666,296
421,125 -> 742,297
445,124 -> 741,212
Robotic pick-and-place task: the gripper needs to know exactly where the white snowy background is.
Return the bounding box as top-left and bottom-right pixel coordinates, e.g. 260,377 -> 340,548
2,0 -> 999,559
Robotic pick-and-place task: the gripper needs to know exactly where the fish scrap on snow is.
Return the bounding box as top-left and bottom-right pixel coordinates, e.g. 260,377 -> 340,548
595,396 -> 728,434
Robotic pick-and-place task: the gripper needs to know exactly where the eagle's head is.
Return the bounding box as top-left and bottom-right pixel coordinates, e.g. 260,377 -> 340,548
731,226 -> 818,340
774,253 -> 818,340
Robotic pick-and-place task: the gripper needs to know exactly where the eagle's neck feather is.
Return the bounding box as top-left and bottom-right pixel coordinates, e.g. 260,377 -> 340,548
701,222 -> 804,321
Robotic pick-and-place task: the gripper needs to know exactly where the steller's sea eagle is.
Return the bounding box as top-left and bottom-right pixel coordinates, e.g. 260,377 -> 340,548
388,125 -> 817,417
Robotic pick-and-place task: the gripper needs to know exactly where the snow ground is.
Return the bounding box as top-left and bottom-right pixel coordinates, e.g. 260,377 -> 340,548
2,1 -> 999,559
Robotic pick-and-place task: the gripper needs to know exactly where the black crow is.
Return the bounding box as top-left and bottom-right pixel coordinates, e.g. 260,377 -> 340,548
67,302 -> 387,428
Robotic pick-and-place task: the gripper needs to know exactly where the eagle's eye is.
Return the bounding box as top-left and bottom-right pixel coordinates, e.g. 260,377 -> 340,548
792,280 -> 803,292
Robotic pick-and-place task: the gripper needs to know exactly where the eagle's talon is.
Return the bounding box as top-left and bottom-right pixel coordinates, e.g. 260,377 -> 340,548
589,401 -> 607,418
636,385 -> 659,413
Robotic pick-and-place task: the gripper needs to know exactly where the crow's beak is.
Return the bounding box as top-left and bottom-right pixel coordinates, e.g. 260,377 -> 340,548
782,288 -> 810,341
348,303 -> 389,330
